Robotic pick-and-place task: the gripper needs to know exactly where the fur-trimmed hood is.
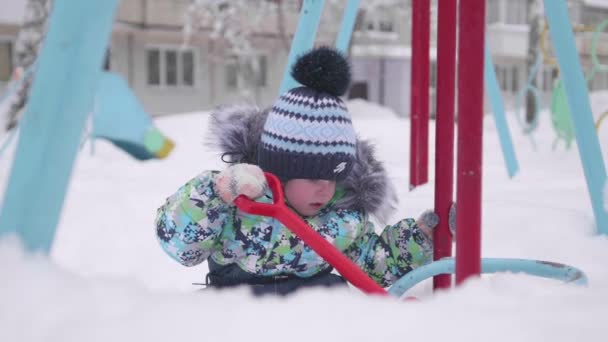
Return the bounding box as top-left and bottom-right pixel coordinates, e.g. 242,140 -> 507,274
206,104 -> 398,223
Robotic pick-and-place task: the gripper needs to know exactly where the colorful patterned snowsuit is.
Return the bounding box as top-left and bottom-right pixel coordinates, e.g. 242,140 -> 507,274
156,171 -> 433,289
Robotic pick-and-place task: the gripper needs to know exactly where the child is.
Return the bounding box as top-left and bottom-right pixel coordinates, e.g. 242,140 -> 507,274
155,47 -> 441,296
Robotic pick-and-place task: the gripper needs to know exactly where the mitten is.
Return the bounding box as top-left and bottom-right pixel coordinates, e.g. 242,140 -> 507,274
417,202 -> 457,240
417,210 -> 439,238
215,163 -> 267,204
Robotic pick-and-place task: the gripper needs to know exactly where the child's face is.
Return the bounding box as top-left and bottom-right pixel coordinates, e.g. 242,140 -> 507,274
284,179 -> 336,216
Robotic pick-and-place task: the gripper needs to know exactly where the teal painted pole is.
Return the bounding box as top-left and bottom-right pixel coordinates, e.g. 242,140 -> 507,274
0,0 -> 119,252
388,257 -> 588,297
484,45 -> 519,178
335,0 -> 361,54
279,0 -> 325,94
544,0 -> 608,235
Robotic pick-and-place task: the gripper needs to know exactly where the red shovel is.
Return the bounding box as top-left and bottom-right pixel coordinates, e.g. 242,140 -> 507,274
234,172 -> 388,296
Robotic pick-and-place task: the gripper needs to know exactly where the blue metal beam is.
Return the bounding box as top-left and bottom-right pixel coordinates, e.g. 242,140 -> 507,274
544,0 -> 608,235
0,0 -> 119,252
388,257 -> 587,297
335,0 -> 361,54
279,0 -> 325,94
484,45 -> 519,178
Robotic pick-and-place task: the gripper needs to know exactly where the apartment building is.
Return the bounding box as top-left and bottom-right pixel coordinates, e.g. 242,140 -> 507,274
486,0 -> 608,109
1,0 -> 607,117
350,0 -> 608,117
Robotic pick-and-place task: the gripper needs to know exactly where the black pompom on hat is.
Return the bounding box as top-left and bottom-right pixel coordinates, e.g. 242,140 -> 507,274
258,47 -> 357,181
291,46 -> 352,96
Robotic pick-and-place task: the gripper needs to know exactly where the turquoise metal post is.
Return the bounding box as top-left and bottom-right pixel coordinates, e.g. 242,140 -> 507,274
544,1 -> 608,235
335,0 -> 361,54
388,257 -> 588,297
278,0 -> 325,94
0,0 -> 119,252
484,45 -> 519,178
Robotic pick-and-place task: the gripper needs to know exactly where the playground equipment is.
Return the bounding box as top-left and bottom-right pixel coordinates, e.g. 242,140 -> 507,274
513,53 -> 542,149
409,0 -> 431,189
91,72 -> 174,160
235,172 -> 588,297
0,0 -> 120,252
596,111 -> 608,130
484,45 -> 520,178
414,4 -> 521,183
591,19 -> 608,133
541,19 -> 608,149
550,80 -> 576,149
237,0 -> 590,296
432,0 -> 457,288
279,0 -> 359,94
544,1 -> 607,235
425,0 -> 605,289
1,71 -> 175,162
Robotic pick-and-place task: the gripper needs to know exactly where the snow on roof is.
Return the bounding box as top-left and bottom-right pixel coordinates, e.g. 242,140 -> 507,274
0,0 -> 26,25
584,0 -> 608,9
351,44 -> 437,60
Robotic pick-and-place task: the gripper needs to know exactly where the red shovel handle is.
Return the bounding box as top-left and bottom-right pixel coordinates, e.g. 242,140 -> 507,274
234,172 -> 387,295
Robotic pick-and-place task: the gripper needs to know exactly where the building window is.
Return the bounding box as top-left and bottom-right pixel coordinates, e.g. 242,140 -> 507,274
486,0 -> 501,24
379,21 -> 393,32
591,72 -> 608,91
225,55 -> 238,89
146,46 -> 195,87
348,81 -> 369,100
0,41 -> 13,82
511,66 -> 519,92
495,64 -> 507,91
182,50 -> 194,86
165,50 -> 178,86
225,55 -> 268,89
256,55 -> 267,87
147,49 -> 161,85
495,64 -> 520,92
581,6 -> 608,27
505,0 -> 528,25
358,8 -> 394,33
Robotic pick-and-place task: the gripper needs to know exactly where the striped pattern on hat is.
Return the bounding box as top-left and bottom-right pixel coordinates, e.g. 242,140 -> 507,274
258,86 -> 356,181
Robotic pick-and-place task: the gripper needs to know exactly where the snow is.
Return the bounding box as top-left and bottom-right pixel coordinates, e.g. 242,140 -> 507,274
589,90 -> 608,120
1,98 -> 608,341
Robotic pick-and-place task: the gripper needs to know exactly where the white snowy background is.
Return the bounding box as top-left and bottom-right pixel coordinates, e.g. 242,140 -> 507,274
1,92 -> 608,341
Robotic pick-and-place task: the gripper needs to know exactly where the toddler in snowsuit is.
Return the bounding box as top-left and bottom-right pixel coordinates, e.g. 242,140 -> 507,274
155,47 -> 441,296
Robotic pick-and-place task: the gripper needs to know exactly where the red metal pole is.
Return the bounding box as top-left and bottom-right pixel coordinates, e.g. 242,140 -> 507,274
409,0 -> 430,189
433,0 -> 457,290
455,0 -> 485,285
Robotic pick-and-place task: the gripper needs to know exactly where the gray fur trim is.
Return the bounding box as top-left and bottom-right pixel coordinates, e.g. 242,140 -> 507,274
206,104 -> 268,164
333,140 -> 398,224
206,104 -> 397,222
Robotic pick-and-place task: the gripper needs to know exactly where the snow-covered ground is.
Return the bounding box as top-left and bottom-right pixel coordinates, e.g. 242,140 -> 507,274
1,97 -> 608,341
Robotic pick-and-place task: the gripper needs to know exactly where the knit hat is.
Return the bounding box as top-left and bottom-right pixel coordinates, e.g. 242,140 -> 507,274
258,47 -> 357,181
